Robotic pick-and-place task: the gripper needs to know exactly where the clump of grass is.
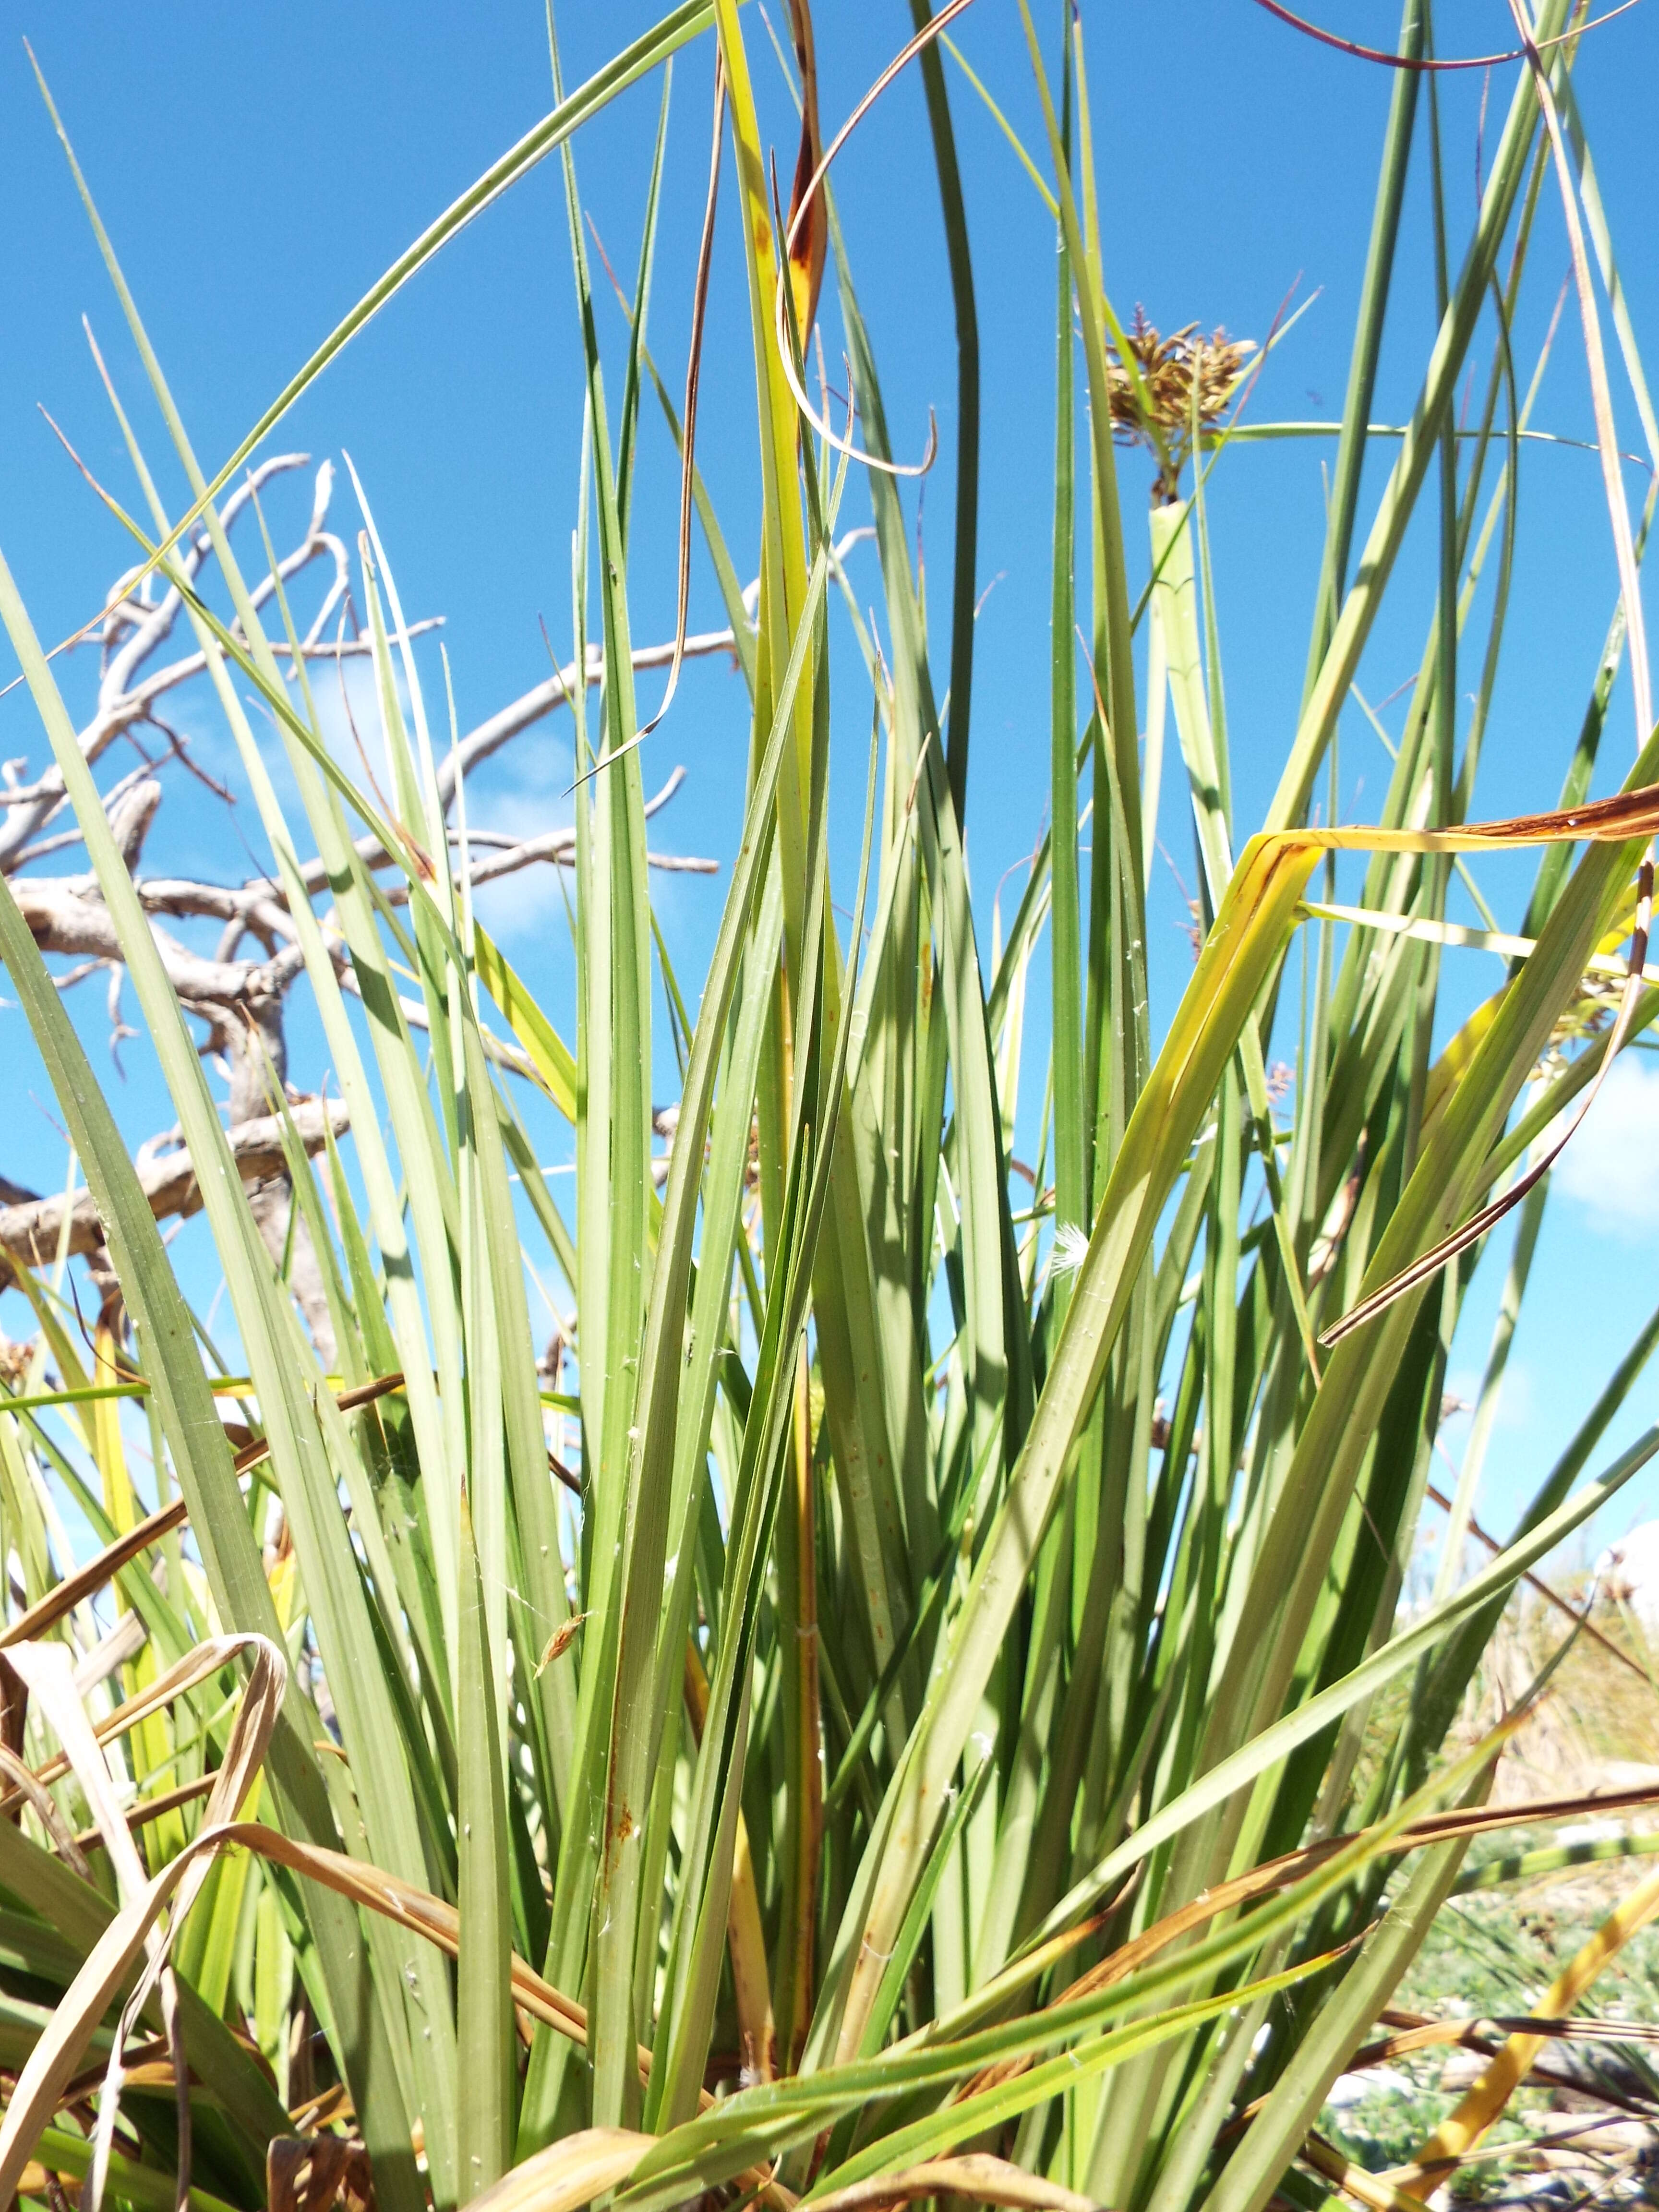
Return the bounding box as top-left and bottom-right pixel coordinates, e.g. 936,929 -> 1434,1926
0,6 -> 1654,2212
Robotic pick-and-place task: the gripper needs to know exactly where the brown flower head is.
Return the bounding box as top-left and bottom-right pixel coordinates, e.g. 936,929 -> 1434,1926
1104,308 -> 1255,502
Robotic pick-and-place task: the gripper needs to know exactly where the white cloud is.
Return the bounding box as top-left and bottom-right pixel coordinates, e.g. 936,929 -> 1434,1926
464,748 -> 577,942
1495,1358 -> 1536,1431
1443,1359 -> 1535,1433
470,854 -> 572,939
300,654 -> 577,941
304,653 -> 400,780
1553,1050 -> 1659,1238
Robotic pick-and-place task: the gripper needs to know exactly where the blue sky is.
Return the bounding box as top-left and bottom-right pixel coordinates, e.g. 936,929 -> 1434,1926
2,1 -> 1658,1560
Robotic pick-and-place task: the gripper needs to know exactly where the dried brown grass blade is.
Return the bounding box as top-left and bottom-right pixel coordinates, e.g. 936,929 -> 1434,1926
1298,2132 -> 1434,2212
0,1635 -> 280,1813
0,1494 -> 189,1650
226,1819 -> 593,2047
1222,2014 -> 1659,2177
230,1369 -> 406,1477
267,2132 -> 374,2212
1352,2012 -> 1659,2070
204,1819 -> 798,2200
1394,1856 -> 1659,2185
1425,1479 -> 1646,1678
0,1742 -> 91,1878
1227,783 -> 1659,1349
1248,0 -> 1643,73
957,1776 -> 1659,2101
0,1635 -> 285,2210
783,0 -> 825,343
72,1770 -> 220,1857
1316,0 -> 1659,1345
0,1374 -> 406,1627
465,2129 -> 655,2212
804,2155 -> 1097,2212
771,0 -> 982,472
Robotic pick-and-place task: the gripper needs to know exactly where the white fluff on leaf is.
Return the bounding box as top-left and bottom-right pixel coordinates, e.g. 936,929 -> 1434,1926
1049,1222 -> 1092,1278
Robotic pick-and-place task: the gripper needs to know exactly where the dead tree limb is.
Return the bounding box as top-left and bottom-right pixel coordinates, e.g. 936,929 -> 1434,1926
0,449 -> 753,1365
0,1098 -> 349,1288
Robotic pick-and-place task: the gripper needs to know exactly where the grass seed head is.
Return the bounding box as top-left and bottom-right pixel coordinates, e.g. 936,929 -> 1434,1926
1105,306 -> 1255,501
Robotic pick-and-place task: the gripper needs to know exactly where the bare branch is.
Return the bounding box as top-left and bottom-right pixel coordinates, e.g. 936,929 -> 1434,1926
374,813 -> 717,906
0,622 -> 443,845
0,456 -> 350,866
434,626 -> 742,804
11,874 -> 305,1007
431,525 -> 875,802
131,880 -> 299,943
0,1098 -> 349,1290
300,763 -> 700,894
0,461 -> 742,1137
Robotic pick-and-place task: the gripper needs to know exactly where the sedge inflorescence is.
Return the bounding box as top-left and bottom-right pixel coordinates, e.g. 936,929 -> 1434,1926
1104,307 -> 1255,501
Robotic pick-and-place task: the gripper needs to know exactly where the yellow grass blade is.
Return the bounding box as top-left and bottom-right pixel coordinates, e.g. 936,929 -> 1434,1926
1393,1857 -> 1659,2188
